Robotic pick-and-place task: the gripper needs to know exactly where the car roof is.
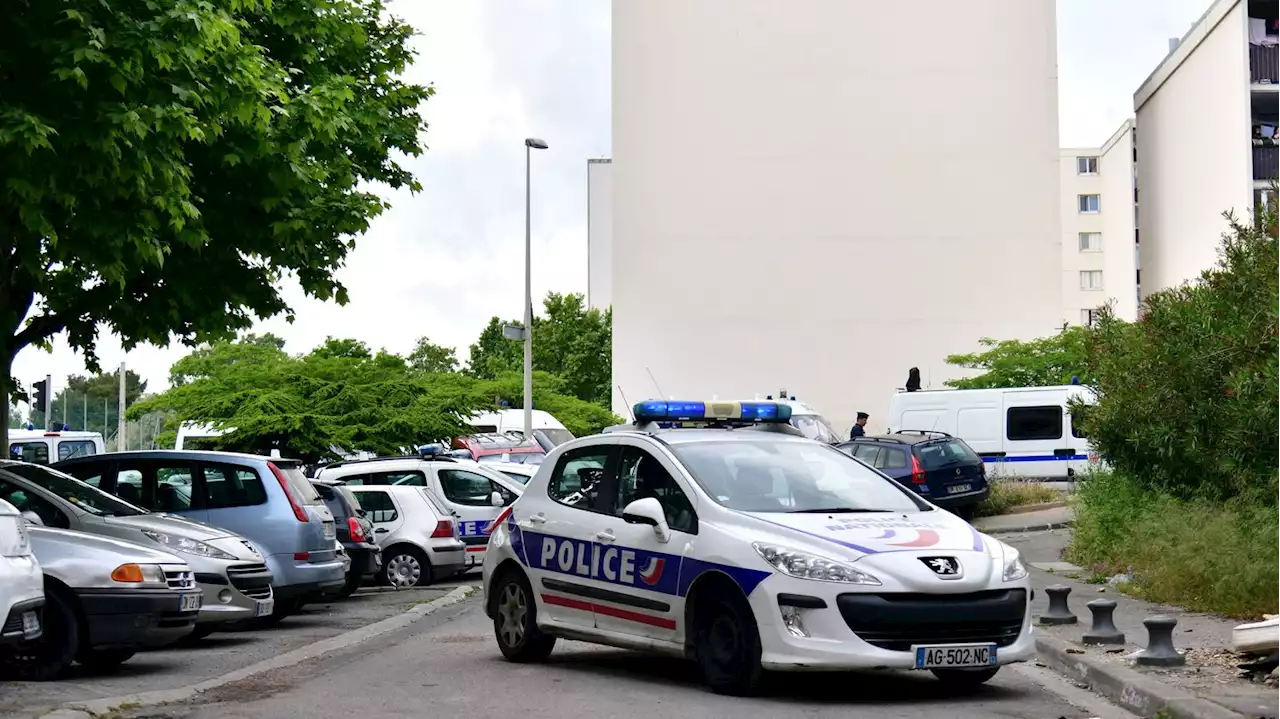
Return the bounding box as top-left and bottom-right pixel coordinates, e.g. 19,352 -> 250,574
613,427 -> 821,447
842,433 -> 957,447
318,457 -> 455,472
49,450 -> 296,465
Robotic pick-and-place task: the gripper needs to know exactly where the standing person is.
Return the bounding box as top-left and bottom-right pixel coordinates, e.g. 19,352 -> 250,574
850,412 -> 869,439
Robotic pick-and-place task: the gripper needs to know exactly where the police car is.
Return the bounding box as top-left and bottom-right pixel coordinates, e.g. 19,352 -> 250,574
481,400 -> 1034,695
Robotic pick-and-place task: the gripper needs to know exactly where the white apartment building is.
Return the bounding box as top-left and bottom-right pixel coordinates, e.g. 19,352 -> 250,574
611,0 -> 1063,433
1135,0 -> 1277,297
586,159 -> 613,311
1060,120 -> 1140,326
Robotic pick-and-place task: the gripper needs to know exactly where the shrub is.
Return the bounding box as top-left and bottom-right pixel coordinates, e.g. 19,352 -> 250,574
972,480 -> 1061,518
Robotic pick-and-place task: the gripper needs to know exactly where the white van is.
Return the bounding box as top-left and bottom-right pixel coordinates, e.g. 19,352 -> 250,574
174,421 -> 225,450
8,429 -> 105,465
886,385 -> 1097,479
466,409 -> 573,452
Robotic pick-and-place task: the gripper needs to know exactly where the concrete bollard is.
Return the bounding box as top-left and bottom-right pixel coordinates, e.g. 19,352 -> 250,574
1038,584 -> 1078,625
1082,599 -> 1125,645
1134,615 -> 1185,667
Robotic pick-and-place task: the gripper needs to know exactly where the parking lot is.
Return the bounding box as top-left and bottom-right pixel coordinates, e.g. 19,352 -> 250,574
0,576 -> 478,717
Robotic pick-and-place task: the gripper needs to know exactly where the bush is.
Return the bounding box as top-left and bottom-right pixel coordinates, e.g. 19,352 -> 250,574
1077,197 -> 1278,502
1068,471 -> 1278,618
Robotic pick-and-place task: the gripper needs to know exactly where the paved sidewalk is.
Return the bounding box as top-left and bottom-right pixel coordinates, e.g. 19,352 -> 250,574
972,505 -> 1074,534
1004,529 -> 1278,719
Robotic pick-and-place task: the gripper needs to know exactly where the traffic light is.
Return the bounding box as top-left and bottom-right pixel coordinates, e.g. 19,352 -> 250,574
31,379 -> 48,415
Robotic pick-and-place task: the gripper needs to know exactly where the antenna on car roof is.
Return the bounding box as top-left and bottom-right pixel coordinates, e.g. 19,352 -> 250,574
645,367 -> 665,399
617,385 -> 635,422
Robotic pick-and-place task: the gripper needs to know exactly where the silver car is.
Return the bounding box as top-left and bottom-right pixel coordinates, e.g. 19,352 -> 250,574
0,526 -> 200,680
347,485 -> 467,587
0,461 -> 274,636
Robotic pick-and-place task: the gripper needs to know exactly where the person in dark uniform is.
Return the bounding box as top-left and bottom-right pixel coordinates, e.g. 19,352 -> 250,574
850,412 -> 869,439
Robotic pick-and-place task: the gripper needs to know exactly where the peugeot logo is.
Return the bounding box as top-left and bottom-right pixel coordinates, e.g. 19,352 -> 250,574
920,556 -> 962,578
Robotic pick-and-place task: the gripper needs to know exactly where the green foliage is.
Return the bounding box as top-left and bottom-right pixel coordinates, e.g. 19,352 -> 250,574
408,336 -> 460,375
0,0 -> 431,446
1068,470 -> 1278,618
466,293 -> 613,407
944,327 -> 1091,389
33,369 -> 147,432
477,371 -> 622,437
1075,198 -> 1278,501
971,480 -> 1061,518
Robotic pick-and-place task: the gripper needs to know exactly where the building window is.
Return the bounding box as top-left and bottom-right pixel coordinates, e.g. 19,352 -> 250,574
1077,156 -> 1099,175
1078,194 -> 1101,213
1080,270 -> 1104,291
1081,308 -> 1100,326
1078,232 -> 1102,252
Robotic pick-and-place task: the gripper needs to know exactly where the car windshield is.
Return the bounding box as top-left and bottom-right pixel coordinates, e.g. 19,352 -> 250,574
789,414 -> 841,444
669,439 -> 927,513
499,470 -> 531,485
478,452 -> 544,465
4,463 -> 147,517
536,428 -> 575,447
277,464 -> 322,505
915,439 -> 981,470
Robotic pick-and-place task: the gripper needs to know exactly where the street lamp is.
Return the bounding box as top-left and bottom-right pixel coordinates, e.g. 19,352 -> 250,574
523,137 -> 548,441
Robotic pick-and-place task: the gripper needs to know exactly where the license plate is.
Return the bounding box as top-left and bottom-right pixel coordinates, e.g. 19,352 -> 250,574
322,522 -> 336,540
21,611 -> 39,638
947,483 -> 973,495
180,593 -> 203,612
913,644 -> 997,669
254,598 -> 275,617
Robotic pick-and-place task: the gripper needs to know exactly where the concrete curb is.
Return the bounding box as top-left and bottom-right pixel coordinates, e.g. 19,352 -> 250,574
42,585 -> 476,719
1035,634 -> 1248,719
975,518 -> 1074,535
1001,500 -> 1068,515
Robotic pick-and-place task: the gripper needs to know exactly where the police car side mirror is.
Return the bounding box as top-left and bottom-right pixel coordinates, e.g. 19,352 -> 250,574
621,497 -> 670,543
20,511 -> 43,526
489,491 -> 505,508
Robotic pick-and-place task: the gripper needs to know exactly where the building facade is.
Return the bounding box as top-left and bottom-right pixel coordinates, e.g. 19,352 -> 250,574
586,159 -> 613,311
611,0 -> 1064,433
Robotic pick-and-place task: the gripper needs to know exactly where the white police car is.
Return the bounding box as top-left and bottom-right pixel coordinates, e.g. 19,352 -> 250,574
481,400 -> 1034,695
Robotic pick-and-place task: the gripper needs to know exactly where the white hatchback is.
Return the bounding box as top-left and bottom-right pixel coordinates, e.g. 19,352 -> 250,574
482,400 -> 1034,696
0,498 -> 43,645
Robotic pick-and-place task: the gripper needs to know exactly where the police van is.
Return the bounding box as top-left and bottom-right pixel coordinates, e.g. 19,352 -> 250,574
8,428 -> 105,465
886,385 -> 1098,479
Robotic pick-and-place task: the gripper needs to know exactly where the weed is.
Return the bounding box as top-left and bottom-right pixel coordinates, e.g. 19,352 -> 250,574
971,480 -> 1061,518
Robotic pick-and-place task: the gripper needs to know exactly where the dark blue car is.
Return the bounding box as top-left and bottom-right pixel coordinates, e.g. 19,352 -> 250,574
837,431 -> 989,519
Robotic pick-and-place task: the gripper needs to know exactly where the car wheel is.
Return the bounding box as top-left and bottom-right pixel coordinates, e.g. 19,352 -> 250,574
492,569 -> 555,662
0,585 -> 80,681
381,546 -> 431,588
334,571 -> 363,599
76,648 -> 136,673
693,587 -> 764,696
931,667 -> 1000,687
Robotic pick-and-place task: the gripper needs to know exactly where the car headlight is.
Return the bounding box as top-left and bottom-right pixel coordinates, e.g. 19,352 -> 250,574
0,516 -> 31,558
752,542 -> 881,585
141,530 -> 236,561
1000,543 -> 1028,582
110,563 -> 168,587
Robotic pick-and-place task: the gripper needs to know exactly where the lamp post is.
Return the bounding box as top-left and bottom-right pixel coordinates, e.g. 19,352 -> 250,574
523,137 -> 549,441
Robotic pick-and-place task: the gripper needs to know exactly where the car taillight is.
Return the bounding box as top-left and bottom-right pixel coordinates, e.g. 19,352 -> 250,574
911,456 -> 927,485
430,520 -> 454,539
268,462 -> 310,523
348,517 -> 365,542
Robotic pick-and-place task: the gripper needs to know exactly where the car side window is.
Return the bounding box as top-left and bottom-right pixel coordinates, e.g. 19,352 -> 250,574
492,481 -> 517,506
852,444 -> 881,465
357,490 -> 398,523
10,442 -> 49,464
438,469 -> 502,507
336,473 -> 369,486
613,447 -> 697,534
547,446 -> 612,512
883,448 -> 908,469
370,470 -> 426,487
314,484 -> 347,520
201,465 -> 266,510
57,441 -> 96,461
0,478 -> 70,529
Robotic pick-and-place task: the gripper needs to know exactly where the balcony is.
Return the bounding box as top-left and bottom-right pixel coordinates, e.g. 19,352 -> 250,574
1254,145 -> 1279,181
1250,44 -> 1277,84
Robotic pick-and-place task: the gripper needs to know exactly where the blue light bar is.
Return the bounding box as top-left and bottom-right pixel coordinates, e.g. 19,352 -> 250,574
632,400 -> 792,424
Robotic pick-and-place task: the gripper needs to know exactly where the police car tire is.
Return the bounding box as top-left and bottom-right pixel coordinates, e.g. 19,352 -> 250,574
493,570 -> 555,662
693,589 -> 763,696
930,667 -> 1000,687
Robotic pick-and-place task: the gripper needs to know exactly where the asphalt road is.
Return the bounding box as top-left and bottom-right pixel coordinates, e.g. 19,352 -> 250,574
169,594 -> 1135,719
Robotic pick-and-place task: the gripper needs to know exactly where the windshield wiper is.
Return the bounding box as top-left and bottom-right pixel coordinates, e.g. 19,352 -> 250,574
787,507 -> 893,514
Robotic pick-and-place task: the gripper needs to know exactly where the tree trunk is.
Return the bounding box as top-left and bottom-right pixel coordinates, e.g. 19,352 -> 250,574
0,346 -> 10,451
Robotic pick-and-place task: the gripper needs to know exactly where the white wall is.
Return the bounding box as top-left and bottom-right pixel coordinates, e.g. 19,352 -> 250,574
1060,148 -> 1106,325
1135,0 -> 1252,296
612,0 -> 1063,433
1099,121 -> 1140,320
586,159 -> 613,311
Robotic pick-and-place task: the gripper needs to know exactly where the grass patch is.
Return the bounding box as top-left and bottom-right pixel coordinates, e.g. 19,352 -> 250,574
1066,471 -> 1278,619
971,480 -> 1062,518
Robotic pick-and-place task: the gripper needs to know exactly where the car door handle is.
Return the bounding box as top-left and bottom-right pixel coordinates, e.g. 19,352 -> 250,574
375,528 -> 389,534
593,531 -> 616,543
523,513 -> 547,525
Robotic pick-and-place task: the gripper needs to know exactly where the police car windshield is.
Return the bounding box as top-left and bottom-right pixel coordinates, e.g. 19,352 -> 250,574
789,414 -> 841,444
669,440 -> 927,514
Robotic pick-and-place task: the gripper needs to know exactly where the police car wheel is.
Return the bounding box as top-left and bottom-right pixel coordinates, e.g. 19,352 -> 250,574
930,667 -> 1000,687
693,590 -> 763,696
493,570 -> 555,662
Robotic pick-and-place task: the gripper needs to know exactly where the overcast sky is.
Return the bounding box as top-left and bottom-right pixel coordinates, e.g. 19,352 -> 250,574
12,0 -> 1213,403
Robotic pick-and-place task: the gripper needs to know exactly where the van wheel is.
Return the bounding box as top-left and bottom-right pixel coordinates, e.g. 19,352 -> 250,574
692,585 -> 764,696
76,648 -> 136,673
381,546 -> 431,588
492,569 -> 555,662
0,585 -> 80,681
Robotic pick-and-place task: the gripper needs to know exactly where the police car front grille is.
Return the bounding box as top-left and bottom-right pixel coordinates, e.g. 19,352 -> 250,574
836,589 -> 1026,652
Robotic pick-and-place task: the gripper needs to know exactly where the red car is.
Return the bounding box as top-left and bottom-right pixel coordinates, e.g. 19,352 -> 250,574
450,433 -> 545,464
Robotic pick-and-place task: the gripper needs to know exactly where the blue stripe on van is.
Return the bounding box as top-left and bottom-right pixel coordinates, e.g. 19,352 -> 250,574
983,454 -> 1089,463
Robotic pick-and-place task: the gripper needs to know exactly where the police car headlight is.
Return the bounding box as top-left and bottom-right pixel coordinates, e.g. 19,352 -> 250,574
752,542 -> 881,585
1000,543 -> 1028,582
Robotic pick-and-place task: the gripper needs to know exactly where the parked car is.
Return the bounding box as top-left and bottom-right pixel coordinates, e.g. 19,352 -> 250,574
0,461 -> 274,636
0,526 -> 200,680
0,499 -> 43,646
450,433 -> 545,463
315,454 -> 522,570
838,431 -> 990,518
465,409 -> 574,453
54,451 -> 344,621
486,461 -> 537,486
312,479 -> 381,598
345,485 -> 466,587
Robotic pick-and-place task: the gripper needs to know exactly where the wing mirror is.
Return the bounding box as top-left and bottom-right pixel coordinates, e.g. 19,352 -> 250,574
489,491 -> 505,508
20,511 -> 44,526
621,497 -> 670,543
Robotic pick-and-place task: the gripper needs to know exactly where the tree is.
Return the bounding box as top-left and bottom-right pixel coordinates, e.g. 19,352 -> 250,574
478,371 -> 622,437
944,326 -> 1093,389
408,337 -> 459,374
0,0 -> 433,448
466,317 -> 523,380
36,369 -> 147,432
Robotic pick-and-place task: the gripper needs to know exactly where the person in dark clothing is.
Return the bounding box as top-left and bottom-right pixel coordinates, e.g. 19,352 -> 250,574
906,367 -> 921,392
850,412 -> 869,439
